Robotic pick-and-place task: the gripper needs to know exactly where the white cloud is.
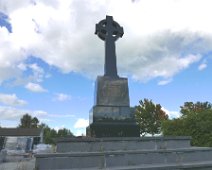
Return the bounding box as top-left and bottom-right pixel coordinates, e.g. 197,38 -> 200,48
28,63 -> 45,82
0,0 -> 212,85
198,63 -> 207,71
158,79 -> 172,86
162,107 -> 181,119
54,93 -> 71,102
25,82 -> 47,92
0,106 -> 48,121
74,118 -> 89,129
0,106 -> 26,120
16,62 -> 47,86
118,33 -> 203,81
0,24 -> 25,85
17,63 -> 27,71
74,129 -> 86,137
0,105 -> 75,128
0,105 -> 60,127
0,93 -> 27,106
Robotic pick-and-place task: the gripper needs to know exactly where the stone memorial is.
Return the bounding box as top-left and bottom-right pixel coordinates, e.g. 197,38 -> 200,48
35,16 -> 212,170
86,16 -> 140,137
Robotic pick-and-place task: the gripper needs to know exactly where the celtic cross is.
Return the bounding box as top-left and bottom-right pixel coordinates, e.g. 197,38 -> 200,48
95,16 -> 124,77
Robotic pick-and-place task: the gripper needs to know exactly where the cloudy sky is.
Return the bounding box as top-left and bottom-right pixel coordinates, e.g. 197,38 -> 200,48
0,0 -> 212,135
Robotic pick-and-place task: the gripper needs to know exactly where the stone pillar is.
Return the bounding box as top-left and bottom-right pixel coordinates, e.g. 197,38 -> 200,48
87,16 -> 140,137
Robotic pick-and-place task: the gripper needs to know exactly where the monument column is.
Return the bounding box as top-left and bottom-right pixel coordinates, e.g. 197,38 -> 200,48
87,16 -> 139,137
95,15 -> 123,77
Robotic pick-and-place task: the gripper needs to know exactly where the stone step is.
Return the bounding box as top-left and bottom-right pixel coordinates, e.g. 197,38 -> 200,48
35,147 -> 212,170
56,137 -> 191,153
110,161 -> 212,170
70,161 -> 212,170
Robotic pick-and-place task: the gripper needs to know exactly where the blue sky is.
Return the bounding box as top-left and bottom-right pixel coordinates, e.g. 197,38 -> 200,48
0,0 -> 212,135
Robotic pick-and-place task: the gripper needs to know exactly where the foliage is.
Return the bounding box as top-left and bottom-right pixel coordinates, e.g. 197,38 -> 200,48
135,99 -> 168,136
18,113 -> 39,128
162,101 -> 212,147
39,123 -> 74,144
180,101 -> 212,116
18,115 -> 74,144
43,126 -> 57,144
57,128 -> 73,137
31,117 -> 39,128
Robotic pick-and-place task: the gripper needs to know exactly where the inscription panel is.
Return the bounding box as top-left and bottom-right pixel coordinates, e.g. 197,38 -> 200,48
95,76 -> 130,107
103,85 -> 121,98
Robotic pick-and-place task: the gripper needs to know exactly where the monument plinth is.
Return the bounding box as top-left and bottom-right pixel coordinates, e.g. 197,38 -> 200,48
86,16 -> 140,137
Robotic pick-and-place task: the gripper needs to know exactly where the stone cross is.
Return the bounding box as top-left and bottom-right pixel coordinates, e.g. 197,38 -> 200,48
95,16 -> 124,77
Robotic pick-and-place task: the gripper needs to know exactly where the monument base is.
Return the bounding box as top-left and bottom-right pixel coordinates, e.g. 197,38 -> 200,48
86,122 -> 140,137
35,136 -> 212,170
88,76 -> 139,137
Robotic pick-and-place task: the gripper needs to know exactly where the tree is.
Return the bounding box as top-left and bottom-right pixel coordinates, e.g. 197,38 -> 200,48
39,124 -> 74,144
135,99 -> 168,136
31,117 -> 39,128
19,114 -> 33,128
18,115 -> 75,144
38,123 -> 56,144
180,101 -> 212,116
57,128 -> 74,137
162,101 -> 212,147
19,113 -> 40,128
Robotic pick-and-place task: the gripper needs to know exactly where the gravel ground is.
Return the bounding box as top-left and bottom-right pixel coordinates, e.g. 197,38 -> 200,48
0,158 -> 35,170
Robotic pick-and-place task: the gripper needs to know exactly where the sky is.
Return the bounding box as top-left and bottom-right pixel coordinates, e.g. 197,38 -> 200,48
0,0 -> 212,136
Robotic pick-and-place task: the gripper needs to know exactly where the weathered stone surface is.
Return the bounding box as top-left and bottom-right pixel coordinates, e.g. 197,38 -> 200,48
88,76 -> 140,137
35,147 -> 212,170
94,76 -> 129,107
87,122 -> 140,137
56,137 -> 191,153
89,106 -> 134,123
35,137 -> 212,169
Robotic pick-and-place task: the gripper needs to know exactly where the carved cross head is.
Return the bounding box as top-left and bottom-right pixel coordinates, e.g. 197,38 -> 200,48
95,16 -> 124,42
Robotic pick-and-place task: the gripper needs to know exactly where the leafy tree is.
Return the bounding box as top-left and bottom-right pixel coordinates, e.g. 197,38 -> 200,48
47,128 -> 57,144
18,115 -> 75,144
31,117 -> 39,128
19,114 -> 33,128
38,123 -> 56,144
162,101 -> 212,147
39,123 -> 74,144
19,113 -> 40,128
135,99 -> 168,136
57,128 -> 74,137
162,118 -> 186,136
37,124 -> 55,144
180,101 -> 212,116
38,123 -> 48,129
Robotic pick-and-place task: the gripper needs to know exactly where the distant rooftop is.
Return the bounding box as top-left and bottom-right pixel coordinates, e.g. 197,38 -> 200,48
0,128 -> 43,137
